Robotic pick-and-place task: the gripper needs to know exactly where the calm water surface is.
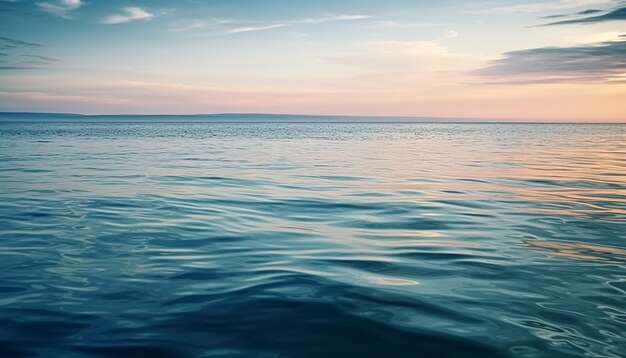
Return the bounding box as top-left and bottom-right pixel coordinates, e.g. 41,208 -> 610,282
0,121 -> 625,357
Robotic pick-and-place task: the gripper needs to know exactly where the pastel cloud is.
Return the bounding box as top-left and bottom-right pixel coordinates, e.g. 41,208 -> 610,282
291,14 -> 371,24
37,0 -> 82,18
102,7 -> 154,25
173,14 -> 371,36
329,40 -> 486,75
227,24 -> 289,34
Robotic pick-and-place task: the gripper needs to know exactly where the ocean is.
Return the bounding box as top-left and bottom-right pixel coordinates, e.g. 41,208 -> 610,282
0,118 -> 624,357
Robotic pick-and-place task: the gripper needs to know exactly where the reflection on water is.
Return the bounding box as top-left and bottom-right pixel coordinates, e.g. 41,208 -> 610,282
362,274 -> 420,286
0,121 -> 624,357
527,240 -> 626,263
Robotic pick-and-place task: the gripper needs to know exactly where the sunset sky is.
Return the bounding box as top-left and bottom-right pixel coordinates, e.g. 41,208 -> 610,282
0,0 -> 624,120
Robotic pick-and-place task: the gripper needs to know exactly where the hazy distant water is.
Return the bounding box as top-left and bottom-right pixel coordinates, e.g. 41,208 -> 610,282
0,120 -> 625,357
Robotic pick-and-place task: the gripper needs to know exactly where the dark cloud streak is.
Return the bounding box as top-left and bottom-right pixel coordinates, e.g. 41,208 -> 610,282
0,66 -> 44,70
540,9 -> 602,19
475,37 -> 626,84
578,9 -> 604,15
540,7 -> 626,26
0,38 -> 58,70
0,36 -> 42,48
21,54 -> 59,62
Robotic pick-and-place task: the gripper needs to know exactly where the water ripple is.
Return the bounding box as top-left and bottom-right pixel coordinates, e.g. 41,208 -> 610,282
0,121 -> 624,357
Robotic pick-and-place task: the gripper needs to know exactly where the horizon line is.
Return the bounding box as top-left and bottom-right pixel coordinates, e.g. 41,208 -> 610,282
0,111 -> 624,123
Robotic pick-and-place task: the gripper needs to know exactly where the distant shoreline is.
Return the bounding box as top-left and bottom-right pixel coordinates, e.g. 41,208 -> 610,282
0,112 -> 623,123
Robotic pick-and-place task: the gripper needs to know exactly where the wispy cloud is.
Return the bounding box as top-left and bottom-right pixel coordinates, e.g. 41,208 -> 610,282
37,0 -> 82,18
0,36 -> 41,49
291,14 -> 371,24
226,13 -> 371,35
168,18 -> 234,33
540,6 -> 626,25
171,13 -> 371,36
475,36 -> 626,84
328,39 -> 486,85
475,0 -> 615,14
22,54 -> 58,62
226,23 -> 288,34
102,7 -> 154,25
366,20 -> 451,28
0,54 -> 58,71
0,66 -> 44,70
541,8 -> 603,18
0,37 -> 58,70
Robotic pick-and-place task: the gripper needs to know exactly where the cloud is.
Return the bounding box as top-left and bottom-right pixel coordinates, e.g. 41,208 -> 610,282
328,40 -> 486,87
540,6 -> 626,25
226,23 -> 288,34
366,20 -> 451,28
22,54 -> 59,62
0,66 -> 44,70
226,14 -> 369,34
579,8 -> 606,14
37,0 -> 82,18
102,7 -> 154,25
168,18 -> 234,33
476,0 -> 615,14
0,36 -> 41,49
541,8 -> 603,18
0,57 -> 56,70
171,13 -> 371,36
0,38 -> 58,70
442,30 -> 458,39
292,14 -> 370,24
475,37 -> 626,84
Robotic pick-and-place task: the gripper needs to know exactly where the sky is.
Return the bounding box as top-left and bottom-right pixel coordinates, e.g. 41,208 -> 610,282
0,0 -> 624,121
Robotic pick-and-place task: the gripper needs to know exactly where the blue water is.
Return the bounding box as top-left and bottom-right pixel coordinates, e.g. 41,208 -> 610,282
0,120 -> 625,357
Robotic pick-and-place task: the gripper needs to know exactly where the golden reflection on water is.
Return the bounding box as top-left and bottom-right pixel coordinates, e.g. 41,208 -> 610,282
526,240 -> 626,263
362,274 -> 420,286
